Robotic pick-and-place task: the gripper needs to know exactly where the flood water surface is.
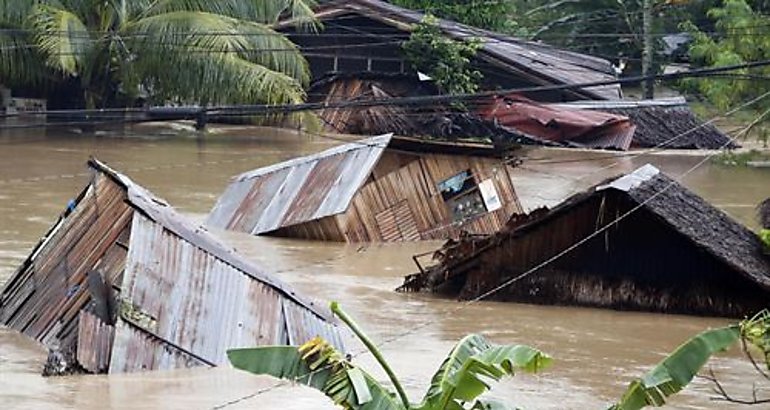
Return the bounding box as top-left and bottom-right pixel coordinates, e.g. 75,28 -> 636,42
0,126 -> 768,409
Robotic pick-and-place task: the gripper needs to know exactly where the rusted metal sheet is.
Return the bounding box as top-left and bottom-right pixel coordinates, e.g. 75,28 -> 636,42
551,97 -> 735,149
206,134 -> 392,235
478,94 -> 636,150
208,135 -> 524,242
0,158 -> 343,375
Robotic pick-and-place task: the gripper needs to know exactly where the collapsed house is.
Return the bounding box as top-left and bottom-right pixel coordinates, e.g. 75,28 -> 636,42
278,0 -> 621,102
277,0 -> 729,151
550,97 -> 736,149
310,86 -> 731,150
477,95 -> 734,150
400,164 -> 770,317
0,159 -> 342,375
206,134 -> 522,242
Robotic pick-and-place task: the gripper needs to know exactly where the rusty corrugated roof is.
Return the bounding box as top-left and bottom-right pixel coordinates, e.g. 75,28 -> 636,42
300,0 -> 621,100
206,134 -> 392,235
477,94 -> 636,150
0,159 -> 343,375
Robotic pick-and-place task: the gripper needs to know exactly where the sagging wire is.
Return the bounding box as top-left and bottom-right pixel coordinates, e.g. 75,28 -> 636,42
207,90 -> 770,410
3,58 -> 769,127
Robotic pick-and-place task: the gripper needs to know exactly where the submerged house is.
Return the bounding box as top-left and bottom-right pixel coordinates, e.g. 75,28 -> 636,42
401,164 -> 770,317
206,134 -> 522,242
278,0 -> 622,102
277,0 -> 623,141
550,97 -> 735,149
0,159 -> 342,375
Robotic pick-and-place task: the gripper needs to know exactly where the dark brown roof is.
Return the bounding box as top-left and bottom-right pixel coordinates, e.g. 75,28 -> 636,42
624,169 -> 769,286
514,165 -> 770,288
553,98 -> 735,149
302,0 -> 621,100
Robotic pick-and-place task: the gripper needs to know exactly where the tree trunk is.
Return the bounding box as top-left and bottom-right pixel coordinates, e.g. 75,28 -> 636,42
642,0 -> 654,99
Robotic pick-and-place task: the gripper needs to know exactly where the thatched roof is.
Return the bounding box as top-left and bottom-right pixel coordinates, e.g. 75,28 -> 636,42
504,165 -> 770,287
401,165 -> 770,316
553,98 -> 735,149
621,168 -> 769,286
759,198 -> 770,229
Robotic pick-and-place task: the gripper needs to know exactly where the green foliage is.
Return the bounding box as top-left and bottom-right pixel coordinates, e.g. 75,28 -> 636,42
0,0 -> 317,113
228,338 -> 403,409
612,310 -> 770,409
742,310 -> 770,367
681,0 -> 770,113
402,15 -> 483,96
610,325 -> 741,409
414,334 -> 551,410
228,302 -> 551,410
229,302 -> 770,410
711,149 -> 770,167
760,229 -> 770,252
390,0 -> 526,34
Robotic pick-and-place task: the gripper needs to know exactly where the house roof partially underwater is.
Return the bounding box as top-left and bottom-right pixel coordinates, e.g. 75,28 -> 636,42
552,97 -> 735,149
289,0 -> 621,100
402,164 -> 770,315
478,96 -> 733,150
0,159 -> 342,374
206,134 -> 504,236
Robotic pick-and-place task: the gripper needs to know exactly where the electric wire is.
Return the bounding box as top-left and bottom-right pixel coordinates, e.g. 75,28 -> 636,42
207,91 -> 770,409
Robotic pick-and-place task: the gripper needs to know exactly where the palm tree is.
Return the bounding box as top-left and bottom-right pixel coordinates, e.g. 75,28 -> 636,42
0,0 -> 316,110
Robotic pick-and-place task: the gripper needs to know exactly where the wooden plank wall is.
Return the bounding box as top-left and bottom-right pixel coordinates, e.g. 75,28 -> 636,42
271,215 -> 346,241
0,173 -> 132,368
340,151 -> 522,242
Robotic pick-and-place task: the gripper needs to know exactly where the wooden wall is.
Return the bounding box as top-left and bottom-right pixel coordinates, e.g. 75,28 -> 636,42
457,192 -> 770,317
338,151 -> 522,242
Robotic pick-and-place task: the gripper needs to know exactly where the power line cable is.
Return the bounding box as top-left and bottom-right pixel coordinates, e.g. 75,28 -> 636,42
209,91 -> 770,409
4,58 -> 768,127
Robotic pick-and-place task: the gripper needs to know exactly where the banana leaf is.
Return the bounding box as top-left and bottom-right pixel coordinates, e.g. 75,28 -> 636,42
416,334 -> 552,410
228,338 -> 403,410
611,325 -> 740,410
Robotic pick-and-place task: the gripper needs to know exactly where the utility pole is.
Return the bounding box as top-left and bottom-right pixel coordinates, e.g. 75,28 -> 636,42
642,0 -> 655,99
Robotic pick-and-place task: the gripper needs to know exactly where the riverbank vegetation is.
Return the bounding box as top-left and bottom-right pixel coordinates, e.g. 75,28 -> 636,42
229,303 -> 770,409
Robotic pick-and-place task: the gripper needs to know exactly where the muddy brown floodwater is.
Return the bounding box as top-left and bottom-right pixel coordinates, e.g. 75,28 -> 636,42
1,125 -> 768,409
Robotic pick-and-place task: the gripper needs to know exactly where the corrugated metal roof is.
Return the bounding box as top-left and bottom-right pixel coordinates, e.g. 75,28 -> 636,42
207,134 -> 392,234
477,94 -> 636,150
0,158 -> 344,375
304,0 -> 621,100
98,159 -> 344,371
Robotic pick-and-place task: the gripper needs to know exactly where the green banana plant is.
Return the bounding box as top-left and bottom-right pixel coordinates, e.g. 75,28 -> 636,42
228,304 -> 770,410
611,309 -> 770,410
227,302 -> 552,410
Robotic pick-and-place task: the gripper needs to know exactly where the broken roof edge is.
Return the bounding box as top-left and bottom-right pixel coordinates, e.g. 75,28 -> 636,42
297,0 -> 619,100
597,164 -> 660,192
87,158 -> 336,322
551,97 -> 688,110
233,134 -> 393,182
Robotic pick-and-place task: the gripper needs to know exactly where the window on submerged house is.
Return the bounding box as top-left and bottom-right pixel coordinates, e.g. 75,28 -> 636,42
437,170 -> 488,221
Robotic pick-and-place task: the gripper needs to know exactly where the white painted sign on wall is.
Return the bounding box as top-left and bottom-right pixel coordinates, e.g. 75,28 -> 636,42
478,179 -> 502,212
